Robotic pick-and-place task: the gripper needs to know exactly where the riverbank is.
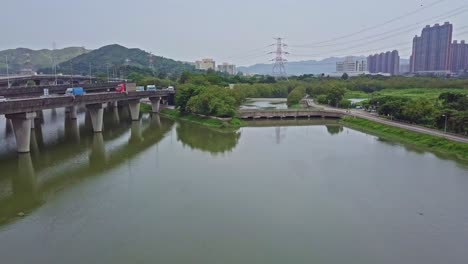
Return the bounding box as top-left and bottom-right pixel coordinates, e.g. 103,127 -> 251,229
150,107 -> 244,129
341,117 -> 468,161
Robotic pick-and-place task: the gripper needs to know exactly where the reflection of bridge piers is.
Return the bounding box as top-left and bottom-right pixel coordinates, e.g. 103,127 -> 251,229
13,153 -> 38,198
89,133 -> 106,169
129,120 -> 144,144
64,118 -> 80,144
151,114 -> 161,127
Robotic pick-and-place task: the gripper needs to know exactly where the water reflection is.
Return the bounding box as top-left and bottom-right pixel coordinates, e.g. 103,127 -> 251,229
0,113 -> 175,226
176,122 -> 240,155
326,125 -> 344,135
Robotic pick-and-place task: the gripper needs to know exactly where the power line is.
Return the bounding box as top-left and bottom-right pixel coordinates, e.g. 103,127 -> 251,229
291,4 -> 468,49
293,0 -> 447,47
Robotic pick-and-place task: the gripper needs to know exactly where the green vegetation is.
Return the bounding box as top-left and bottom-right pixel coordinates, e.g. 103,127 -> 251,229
40,44 -> 195,78
159,109 -> 244,129
0,47 -> 89,72
176,121 -> 241,155
341,117 -> 468,162
282,75 -> 468,134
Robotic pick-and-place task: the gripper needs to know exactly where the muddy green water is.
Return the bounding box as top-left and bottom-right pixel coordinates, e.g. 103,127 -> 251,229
0,108 -> 467,264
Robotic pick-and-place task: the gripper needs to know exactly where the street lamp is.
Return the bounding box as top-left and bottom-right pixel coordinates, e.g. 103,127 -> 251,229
5,56 -> 10,88
442,114 -> 448,133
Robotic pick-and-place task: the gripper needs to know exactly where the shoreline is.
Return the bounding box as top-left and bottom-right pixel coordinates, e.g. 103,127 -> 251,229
340,117 -> 468,162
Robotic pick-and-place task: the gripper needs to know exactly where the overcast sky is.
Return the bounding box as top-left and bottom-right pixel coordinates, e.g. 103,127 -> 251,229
2,0 -> 468,66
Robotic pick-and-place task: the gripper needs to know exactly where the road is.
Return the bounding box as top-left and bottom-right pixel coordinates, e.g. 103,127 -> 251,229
304,99 -> 468,144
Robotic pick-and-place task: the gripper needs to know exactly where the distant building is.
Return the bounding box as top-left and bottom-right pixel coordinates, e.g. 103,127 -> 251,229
410,22 -> 453,73
195,58 -> 216,71
336,56 -> 368,73
450,40 -> 468,73
367,50 -> 400,75
217,63 -> 237,75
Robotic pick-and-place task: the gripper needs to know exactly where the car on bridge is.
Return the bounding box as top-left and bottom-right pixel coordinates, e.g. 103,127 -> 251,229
65,87 -> 85,96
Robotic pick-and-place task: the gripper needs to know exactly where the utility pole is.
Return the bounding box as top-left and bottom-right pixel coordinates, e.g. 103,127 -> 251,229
269,37 -> 289,80
70,60 -> 74,86
52,42 -> 57,85
89,63 -> 92,83
148,52 -> 155,76
106,63 -> 110,83
5,56 -> 10,88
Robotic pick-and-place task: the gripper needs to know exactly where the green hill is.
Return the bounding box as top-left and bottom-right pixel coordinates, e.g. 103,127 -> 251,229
0,47 -> 89,73
43,44 -> 195,77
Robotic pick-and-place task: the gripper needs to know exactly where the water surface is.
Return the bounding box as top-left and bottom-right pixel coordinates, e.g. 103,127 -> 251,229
0,109 -> 467,264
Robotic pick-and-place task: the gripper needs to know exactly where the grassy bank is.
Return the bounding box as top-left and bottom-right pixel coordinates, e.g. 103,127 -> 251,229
156,108 -> 244,129
341,117 -> 468,161
344,88 -> 468,100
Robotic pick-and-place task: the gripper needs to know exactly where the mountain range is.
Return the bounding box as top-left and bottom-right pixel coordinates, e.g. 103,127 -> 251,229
238,57 -> 410,75
1,44 -> 409,77
0,47 -> 89,73
1,44 -> 195,77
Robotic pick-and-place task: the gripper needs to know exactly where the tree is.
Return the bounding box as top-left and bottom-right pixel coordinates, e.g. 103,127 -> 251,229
341,73 -> 349,80
179,71 -> 191,84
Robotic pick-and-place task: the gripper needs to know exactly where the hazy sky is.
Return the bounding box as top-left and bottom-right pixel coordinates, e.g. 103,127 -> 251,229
2,0 -> 468,66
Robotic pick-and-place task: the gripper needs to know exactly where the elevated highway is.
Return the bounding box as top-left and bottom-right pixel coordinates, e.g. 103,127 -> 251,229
0,90 -> 174,153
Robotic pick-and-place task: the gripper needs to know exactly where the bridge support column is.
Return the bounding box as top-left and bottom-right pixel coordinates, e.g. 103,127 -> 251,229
86,104 -> 105,133
128,99 -> 141,121
149,97 -> 161,113
6,112 -> 37,153
65,106 -> 77,120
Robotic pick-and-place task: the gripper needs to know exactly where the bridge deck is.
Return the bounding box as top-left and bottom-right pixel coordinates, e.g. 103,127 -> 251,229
238,109 -> 345,119
0,91 -> 173,115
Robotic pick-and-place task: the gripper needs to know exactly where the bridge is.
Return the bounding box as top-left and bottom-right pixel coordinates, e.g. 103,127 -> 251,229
238,109 -> 345,119
0,83 -> 118,98
0,89 -> 174,153
0,74 -> 103,88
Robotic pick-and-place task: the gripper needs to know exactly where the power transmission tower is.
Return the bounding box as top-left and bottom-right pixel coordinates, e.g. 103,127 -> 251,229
269,37 -> 289,80
148,52 -> 155,75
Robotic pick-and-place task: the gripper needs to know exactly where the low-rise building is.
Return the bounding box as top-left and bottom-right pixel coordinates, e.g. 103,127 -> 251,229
195,59 -> 216,71
336,57 -> 368,73
217,63 -> 237,75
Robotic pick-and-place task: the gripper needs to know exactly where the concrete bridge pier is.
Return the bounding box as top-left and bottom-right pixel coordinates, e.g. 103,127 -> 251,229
150,97 -> 161,113
86,104 -> 105,133
128,99 -> 141,121
6,112 -> 37,153
65,106 -> 78,120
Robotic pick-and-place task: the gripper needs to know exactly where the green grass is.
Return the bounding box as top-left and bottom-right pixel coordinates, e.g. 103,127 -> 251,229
341,117 -> 468,162
288,104 -> 303,109
159,109 -> 244,129
344,90 -> 369,99
345,88 -> 468,100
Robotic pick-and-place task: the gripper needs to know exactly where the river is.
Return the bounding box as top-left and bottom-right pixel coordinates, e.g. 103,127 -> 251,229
0,107 -> 467,264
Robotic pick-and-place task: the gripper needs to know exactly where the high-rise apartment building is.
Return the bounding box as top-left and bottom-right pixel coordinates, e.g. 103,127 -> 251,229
450,40 -> 468,73
367,50 -> 400,75
336,56 -> 367,73
195,59 -> 216,71
217,63 -> 237,75
410,22 -> 453,73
